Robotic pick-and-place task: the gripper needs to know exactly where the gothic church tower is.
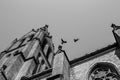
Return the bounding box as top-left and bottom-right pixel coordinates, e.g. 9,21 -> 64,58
0,25 -> 56,80
1,24 -> 120,80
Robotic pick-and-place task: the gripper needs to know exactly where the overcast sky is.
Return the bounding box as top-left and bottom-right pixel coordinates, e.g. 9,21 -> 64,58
0,0 -> 120,60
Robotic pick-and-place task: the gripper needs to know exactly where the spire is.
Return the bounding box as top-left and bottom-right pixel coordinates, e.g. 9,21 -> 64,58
40,24 -> 49,31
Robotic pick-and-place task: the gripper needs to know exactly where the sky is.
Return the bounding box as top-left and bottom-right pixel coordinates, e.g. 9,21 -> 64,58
0,0 -> 120,60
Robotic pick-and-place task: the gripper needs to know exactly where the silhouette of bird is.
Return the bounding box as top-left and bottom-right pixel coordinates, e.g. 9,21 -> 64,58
61,38 -> 67,44
74,38 -> 79,42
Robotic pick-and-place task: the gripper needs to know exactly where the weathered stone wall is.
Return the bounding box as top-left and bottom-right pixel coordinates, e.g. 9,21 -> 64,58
70,48 -> 120,80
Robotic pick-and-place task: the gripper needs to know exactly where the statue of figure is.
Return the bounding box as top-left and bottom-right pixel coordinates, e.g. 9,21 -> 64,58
111,23 -> 120,30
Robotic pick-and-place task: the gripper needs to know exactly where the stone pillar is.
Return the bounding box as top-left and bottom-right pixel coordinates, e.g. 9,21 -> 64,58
21,40 -> 35,59
0,53 -> 24,80
36,57 -> 42,73
48,52 -> 54,65
14,58 -> 36,80
20,29 -> 44,60
43,44 -> 49,55
33,29 -> 44,43
37,30 -> 44,42
26,40 -> 40,60
47,50 -> 70,80
39,48 -> 51,68
5,54 -> 24,80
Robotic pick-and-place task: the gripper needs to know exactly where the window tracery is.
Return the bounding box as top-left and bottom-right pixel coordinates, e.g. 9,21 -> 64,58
88,63 -> 120,80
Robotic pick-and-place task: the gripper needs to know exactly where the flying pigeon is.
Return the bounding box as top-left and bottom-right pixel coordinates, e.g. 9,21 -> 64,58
61,38 -> 67,44
74,38 -> 79,42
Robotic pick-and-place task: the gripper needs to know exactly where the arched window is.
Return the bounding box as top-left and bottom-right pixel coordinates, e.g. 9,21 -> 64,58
88,62 -> 120,80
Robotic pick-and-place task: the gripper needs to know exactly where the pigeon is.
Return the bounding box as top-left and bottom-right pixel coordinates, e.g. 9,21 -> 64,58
61,38 -> 67,44
74,38 -> 79,42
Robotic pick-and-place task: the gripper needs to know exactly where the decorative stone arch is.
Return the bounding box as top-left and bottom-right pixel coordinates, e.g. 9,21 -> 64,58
87,62 -> 120,80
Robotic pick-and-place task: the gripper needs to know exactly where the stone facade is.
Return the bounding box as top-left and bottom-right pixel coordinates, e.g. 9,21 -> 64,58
0,24 -> 120,80
71,47 -> 120,80
0,25 -> 55,80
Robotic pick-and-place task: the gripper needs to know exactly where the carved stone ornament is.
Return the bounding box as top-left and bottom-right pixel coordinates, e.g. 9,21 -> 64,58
88,63 -> 120,80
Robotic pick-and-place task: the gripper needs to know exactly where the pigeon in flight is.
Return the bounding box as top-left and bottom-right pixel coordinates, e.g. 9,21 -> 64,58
61,38 -> 67,44
74,38 -> 79,42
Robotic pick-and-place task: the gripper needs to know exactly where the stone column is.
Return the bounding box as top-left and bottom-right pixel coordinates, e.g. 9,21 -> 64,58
26,40 -> 40,60
43,44 -> 49,56
36,57 -> 42,73
21,40 -> 35,59
47,50 -> 70,80
14,58 -> 36,80
5,54 -> 24,80
48,52 -> 54,65
0,53 -> 24,80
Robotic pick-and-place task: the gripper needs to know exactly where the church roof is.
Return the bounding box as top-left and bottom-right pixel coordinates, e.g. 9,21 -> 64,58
70,42 -> 118,67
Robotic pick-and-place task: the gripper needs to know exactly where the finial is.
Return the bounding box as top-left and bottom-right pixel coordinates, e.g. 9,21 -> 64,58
111,23 -> 120,30
58,45 -> 62,50
40,24 -> 49,31
44,24 -> 49,28
55,45 -> 62,55
32,28 -> 38,32
32,29 -> 35,31
111,23 -> 116,30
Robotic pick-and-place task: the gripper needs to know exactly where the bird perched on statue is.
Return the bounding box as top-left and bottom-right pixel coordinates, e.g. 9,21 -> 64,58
61,38 -> 67,44
74,38 -> 79,42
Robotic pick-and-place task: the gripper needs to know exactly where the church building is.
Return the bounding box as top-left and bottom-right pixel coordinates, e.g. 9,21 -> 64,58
0,24 -> 120,80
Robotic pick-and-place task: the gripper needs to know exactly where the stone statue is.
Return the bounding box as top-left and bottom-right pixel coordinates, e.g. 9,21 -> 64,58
111,23 -> 120,30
